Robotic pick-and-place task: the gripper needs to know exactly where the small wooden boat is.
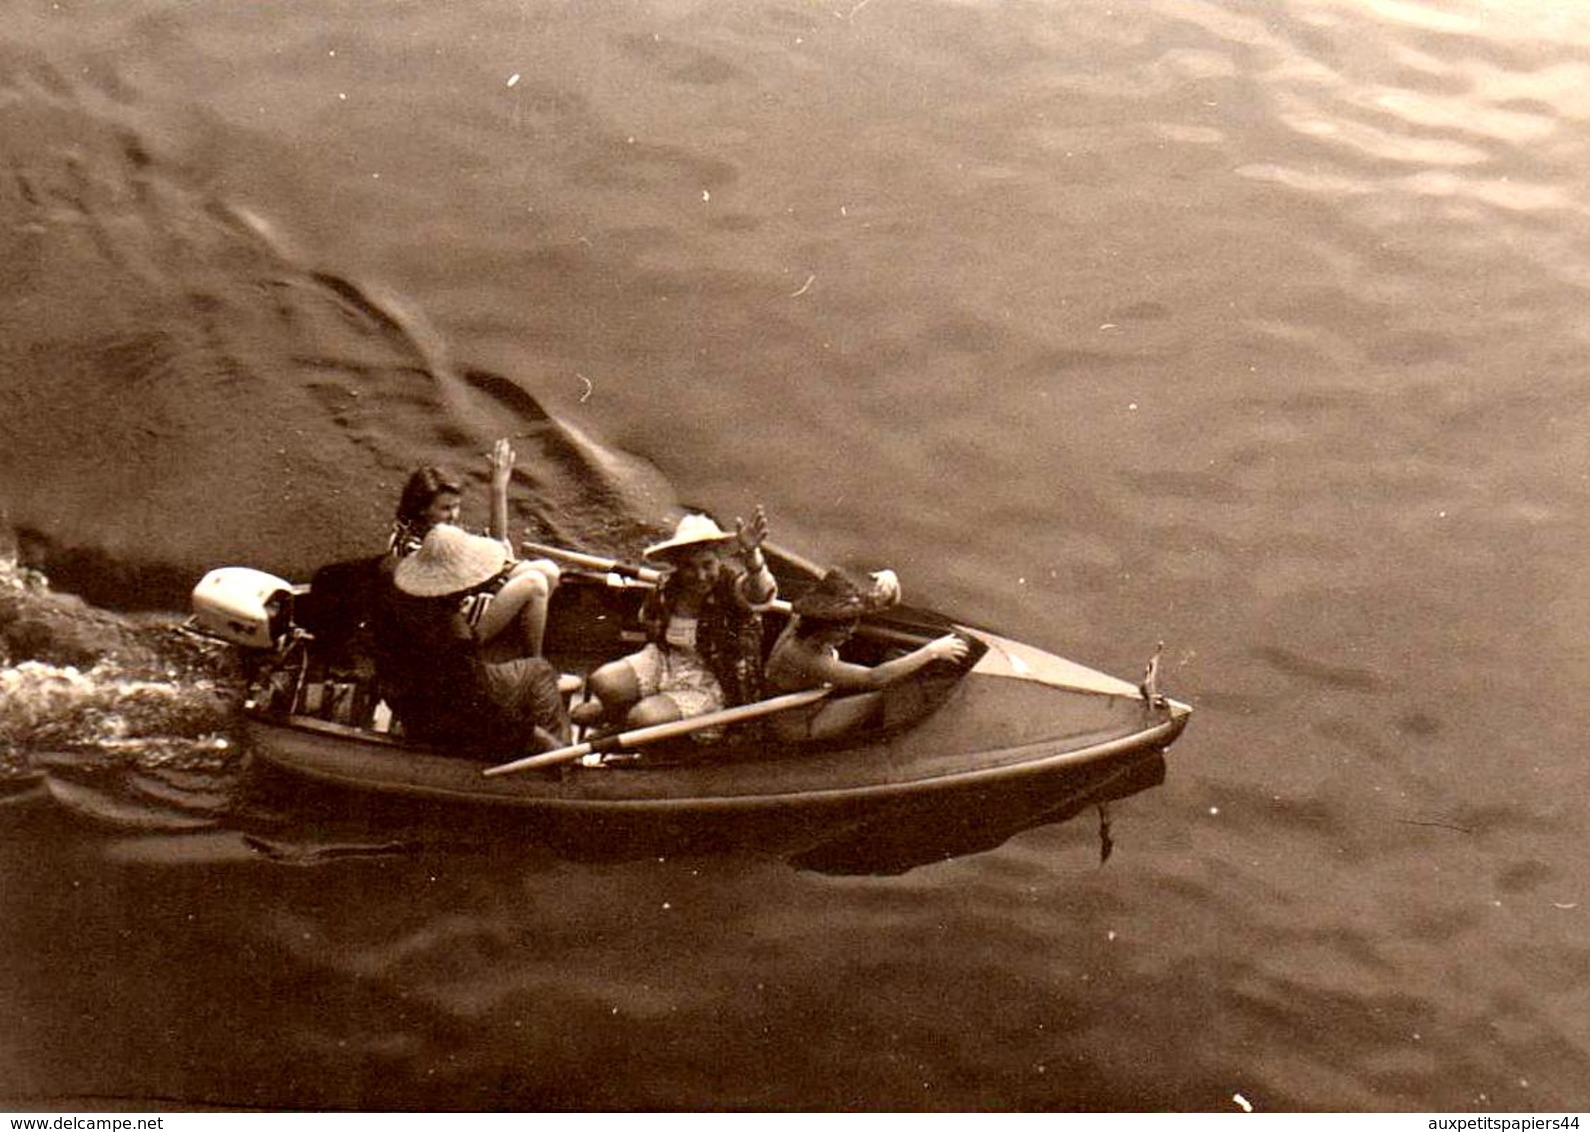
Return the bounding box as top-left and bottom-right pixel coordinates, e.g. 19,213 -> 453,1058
190,544 -> 1190,817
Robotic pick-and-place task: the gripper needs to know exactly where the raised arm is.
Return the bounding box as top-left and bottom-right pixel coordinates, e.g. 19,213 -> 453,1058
734,504 -> 777,606
487,438 -> 515,550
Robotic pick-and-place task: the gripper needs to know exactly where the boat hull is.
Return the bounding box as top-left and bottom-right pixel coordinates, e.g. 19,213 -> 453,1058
244,625 -> 1189,817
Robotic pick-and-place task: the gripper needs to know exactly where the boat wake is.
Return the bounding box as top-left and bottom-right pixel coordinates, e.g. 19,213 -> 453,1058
0,45 -> 680,611
0,552 -> 247,829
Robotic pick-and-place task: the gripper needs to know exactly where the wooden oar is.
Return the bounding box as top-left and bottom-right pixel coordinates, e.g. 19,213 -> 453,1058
481,687 -> 833,777
520,541 -> 662,584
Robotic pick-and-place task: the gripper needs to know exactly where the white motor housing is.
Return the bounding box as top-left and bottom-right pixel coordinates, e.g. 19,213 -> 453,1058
191,567 -> 296,649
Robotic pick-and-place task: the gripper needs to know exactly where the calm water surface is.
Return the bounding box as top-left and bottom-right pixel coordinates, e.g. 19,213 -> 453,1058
2,0 -> 1588,1112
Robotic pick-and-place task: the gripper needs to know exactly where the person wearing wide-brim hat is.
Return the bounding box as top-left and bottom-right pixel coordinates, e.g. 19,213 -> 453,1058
640,512 -> 741,563
387,438 -> 562,658
763,567 -> 970,742
391,521 -> 561,659
380,523 -> 569,754
573,505 -> 778,731
788,567 -> 902,622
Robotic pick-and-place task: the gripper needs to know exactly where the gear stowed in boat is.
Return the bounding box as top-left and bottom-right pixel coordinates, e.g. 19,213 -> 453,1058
188,543 -> 1190,815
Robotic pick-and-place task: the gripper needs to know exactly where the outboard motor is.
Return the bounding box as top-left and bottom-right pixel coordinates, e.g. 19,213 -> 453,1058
190,567 -> 297,650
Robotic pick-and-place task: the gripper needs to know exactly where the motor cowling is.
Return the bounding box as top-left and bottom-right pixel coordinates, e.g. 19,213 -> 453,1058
190,567 -> 296,650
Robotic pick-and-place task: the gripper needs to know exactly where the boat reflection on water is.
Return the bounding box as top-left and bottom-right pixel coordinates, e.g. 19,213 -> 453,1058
782,748 -> 1166,875
8,731 -> 1167,879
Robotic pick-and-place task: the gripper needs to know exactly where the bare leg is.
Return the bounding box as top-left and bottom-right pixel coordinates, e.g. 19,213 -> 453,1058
625,695 -> 684,729
475,559 -> 560,657
572,656 -> 643,726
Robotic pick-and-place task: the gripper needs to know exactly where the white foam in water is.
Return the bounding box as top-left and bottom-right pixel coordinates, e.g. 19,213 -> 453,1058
0,658 -> 235,762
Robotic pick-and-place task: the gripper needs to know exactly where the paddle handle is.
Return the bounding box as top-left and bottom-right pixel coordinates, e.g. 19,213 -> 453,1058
482,687 -> 833,777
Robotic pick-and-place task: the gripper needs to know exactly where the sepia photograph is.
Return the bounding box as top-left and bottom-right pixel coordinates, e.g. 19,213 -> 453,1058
1,0 -> 1586,1115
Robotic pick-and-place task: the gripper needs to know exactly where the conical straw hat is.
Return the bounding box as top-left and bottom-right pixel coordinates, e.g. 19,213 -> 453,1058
393,524 -> 510,597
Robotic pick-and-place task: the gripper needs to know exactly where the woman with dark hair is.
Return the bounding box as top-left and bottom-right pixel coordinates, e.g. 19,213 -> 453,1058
764,568 -> 968,741
388,437 -> 560,658
390,465 -> 466,558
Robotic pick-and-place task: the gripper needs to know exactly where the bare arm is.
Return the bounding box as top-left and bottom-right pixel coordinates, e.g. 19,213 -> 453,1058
488,438 -> 514,548
787,632 -> 969,691
734,504 -> 777,606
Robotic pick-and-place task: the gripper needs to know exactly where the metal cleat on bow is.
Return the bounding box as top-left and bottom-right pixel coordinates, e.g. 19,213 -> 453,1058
1139,641 -> 1167,709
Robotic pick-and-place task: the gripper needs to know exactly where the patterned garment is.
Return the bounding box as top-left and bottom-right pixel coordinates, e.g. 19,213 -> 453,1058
622,642 -> 724,719
387,519 -> 428,559
477,656 -> 569,741
638,568 -> 771,709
